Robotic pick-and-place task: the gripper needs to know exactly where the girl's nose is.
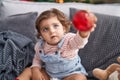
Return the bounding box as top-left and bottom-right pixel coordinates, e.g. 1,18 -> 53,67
49,27 -> 55,33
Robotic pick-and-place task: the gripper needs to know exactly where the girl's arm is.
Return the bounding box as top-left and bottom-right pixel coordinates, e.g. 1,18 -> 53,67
31,42 -> 45,80
79,24 -> 96,38
31,42 -> 42,68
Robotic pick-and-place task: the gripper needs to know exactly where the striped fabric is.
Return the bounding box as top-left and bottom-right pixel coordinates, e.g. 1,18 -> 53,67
0,30 -> 35,80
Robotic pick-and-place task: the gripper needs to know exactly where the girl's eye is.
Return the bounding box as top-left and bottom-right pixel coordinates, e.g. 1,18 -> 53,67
53,24 -> 59,28
41,27 -> 49,32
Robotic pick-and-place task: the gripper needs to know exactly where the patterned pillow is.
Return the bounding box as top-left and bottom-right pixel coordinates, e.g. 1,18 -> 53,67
0,1 -> 4,19
0,12 -> 38,43
70,7 -> 120,80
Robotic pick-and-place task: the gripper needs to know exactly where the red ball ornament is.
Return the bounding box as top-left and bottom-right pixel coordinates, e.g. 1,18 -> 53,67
72,10 -> 96,31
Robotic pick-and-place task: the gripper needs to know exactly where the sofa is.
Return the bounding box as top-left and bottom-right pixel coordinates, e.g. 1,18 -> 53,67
0,0 -> 120,80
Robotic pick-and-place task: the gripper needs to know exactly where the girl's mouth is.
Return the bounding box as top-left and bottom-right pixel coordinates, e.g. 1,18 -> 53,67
51,36 -> 56,39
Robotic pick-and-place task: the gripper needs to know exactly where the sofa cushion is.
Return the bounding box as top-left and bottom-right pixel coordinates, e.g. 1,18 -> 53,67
1,0 -> 70,18
2,0 -> 120,20
0,0 -> 4,19
0,12 -> 38,43
70,8 -> 120,79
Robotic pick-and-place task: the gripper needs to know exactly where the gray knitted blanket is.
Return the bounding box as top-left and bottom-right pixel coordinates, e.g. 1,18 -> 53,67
78,13 -> 120,79
0,30 -> 35,80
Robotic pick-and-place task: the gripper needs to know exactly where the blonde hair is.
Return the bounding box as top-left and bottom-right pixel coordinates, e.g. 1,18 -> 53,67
35,8 -> 71,38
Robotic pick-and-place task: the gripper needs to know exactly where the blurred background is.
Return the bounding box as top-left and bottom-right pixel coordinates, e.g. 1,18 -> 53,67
19,0 -> 120,4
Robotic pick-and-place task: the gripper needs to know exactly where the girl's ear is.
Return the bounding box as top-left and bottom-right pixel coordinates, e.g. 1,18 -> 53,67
63,26 -> 67,33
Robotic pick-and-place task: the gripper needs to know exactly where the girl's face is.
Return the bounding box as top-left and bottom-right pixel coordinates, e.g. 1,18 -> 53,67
40,16 -> 66,45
